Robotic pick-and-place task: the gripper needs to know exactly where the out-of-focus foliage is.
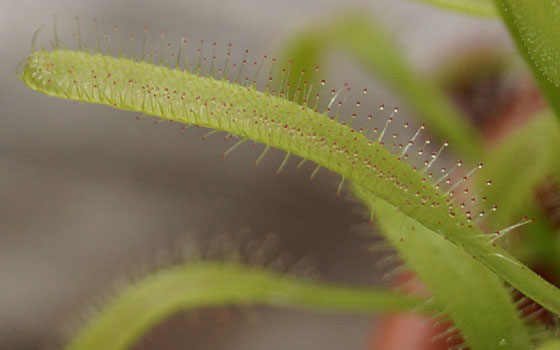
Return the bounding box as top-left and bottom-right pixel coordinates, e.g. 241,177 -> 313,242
407,0 -> 496,17
280,13 -> 483,160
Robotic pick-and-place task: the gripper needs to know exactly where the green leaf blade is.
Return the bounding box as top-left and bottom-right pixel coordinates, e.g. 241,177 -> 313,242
68,262 -> 423,350
500,1 -> 560,87
20,48 -> 560,345
353,186 -> 530,350
496,0 -> 560,122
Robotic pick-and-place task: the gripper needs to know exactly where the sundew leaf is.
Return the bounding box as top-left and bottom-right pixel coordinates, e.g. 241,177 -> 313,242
499,1 -> 560,87
496,0 -> 560,122
352,185 -> 530,350
406,0 -> 497,17
19,48 -> 560,333
280,13 -> 484,160
480,111 -> 560,228
68,261 -> 423,350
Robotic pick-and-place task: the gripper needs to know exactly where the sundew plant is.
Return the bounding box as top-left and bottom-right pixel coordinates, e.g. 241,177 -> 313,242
17,1 -> 560,349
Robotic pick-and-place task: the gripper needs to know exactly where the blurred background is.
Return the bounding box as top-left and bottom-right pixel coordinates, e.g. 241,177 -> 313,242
0,0 -> 517,349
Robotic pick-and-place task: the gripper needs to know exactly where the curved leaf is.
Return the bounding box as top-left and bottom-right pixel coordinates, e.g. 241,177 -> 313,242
68,262 -> 423,350
20,48 -> 559,342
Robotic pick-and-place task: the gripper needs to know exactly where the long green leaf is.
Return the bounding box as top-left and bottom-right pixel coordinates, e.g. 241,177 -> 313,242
20,48 -> 557,344
407,0 -> 497,17
280,13 -> 483,160
352,186 -> 530,350
68,262 -> 423,350
496,0 -> 560,122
